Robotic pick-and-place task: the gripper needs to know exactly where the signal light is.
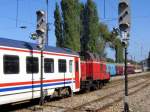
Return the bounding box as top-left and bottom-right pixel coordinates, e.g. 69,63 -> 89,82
118,0 -> 130,32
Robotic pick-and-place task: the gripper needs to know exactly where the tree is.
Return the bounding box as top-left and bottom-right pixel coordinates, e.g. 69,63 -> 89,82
100,26 -> 124,63
54,3 -> 64,47
99,23 -> 111,42
98,23 -> 111,57
113,38 -> 124,63
61,0 -> 81,51
81,0 -> 100,53
106,58 -> 115,63
109,29 -> 124,63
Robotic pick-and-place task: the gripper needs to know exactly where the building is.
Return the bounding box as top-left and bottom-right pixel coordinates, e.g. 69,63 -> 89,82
142,52 -> 150,71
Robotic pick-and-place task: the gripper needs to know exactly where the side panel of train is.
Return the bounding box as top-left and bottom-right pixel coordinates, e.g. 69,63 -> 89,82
127,65 -> 135,74
106,64 -> 116,76
116,64 -> 135,75
80,61 -> 110,90
0,45 -> 80,105
116,64 -> 124,75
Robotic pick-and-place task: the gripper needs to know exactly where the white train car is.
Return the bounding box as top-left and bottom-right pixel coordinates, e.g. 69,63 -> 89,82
0,37 -> 81,105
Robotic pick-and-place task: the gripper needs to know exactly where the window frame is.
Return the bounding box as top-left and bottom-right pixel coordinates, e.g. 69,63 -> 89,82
69,60 -> 73,73
3,55 -> 20,74
26,56 -> 39,74
44,58 -> 54,73
58,59 -> 66,73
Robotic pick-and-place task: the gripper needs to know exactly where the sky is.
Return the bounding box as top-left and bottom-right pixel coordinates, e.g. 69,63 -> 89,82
0,0 -> 149,61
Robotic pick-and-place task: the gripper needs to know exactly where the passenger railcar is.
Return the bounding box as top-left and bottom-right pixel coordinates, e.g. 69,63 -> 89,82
0,38 -> 80,105
116,64 -> 124,75
106,63 -> 116,76
127,64 -> 135,74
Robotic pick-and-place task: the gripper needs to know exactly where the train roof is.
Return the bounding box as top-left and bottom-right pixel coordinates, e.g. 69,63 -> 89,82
0,37 -> 79,56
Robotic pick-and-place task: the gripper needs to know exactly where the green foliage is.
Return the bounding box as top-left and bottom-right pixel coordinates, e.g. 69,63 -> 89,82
99,23 -> 111,42
80,0 -> 100,53
54,3 -> 64,47
106,58 -> 115,63
100,26 -> 124,63
98,23 -> 111,57
61,0 -> 81,51
53,0 -> 123,62
113,38 -> 124,63
96,36 -> 106,57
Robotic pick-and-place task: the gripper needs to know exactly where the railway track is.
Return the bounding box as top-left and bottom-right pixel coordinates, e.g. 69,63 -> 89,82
96,81 -> 150,111
101,73 -> 150,90
1,72 -> 150,112
75,79 -> 150,111
64,74 -> 150,112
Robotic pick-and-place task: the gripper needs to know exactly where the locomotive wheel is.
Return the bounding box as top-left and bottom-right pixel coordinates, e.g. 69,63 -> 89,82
99,82 -> 103,89
65,87 -> 72,97
85,86 -> 90,93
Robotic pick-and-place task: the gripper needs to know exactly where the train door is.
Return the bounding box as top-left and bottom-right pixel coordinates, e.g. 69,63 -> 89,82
74,57 -> 80,89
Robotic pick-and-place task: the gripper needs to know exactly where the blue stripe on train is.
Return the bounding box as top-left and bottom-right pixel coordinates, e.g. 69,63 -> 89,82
0,81 -> 74,92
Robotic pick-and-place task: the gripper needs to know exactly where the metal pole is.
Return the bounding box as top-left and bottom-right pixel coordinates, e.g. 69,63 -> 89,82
121,31 -> 129,112
46,0 -> 49,45
124,46 -> 129,112
40,49 -> 44,105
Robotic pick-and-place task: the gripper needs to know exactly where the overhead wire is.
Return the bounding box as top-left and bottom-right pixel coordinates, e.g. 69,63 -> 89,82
101,0 -> 150,22
104,0 -> 106,19
16,0 -> 19,27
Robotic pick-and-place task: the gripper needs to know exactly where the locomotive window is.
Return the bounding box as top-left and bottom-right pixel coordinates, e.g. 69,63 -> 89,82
69,60 -> 73,73
26,57 -> 39,73
76,61 -> 79,72
3,55 -> 19,74
44,58 -> 54,73
58,59 -> 66,73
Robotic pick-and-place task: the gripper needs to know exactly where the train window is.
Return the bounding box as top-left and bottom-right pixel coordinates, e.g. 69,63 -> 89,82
44,58 -> 54,73
3,55 -> 19,74
69,60 -> 73,73
76,61 -> 79,72
26,57 -> 39,73
58,59 -> 66,73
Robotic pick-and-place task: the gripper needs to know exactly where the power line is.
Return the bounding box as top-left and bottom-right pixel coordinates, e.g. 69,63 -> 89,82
101,15 -> 150,22
0,16 -> 35,26
104,0 -> 106,19
16,0 -> 19,27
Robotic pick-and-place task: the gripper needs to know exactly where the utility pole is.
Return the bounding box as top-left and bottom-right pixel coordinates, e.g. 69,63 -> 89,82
46,0 -> 49,45
118,0 -> 131,112
122,32 -> 129,112
31,10 -> 47,106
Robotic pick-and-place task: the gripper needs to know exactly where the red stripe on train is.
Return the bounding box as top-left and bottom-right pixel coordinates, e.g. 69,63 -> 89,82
0,78 -> 74,87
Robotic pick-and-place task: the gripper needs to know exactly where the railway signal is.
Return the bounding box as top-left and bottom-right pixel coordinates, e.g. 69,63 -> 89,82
30,32 -> 38,40
36,10 -> 47,49
118,0 -> 130,32
118,0 -> 131,112
30,10 -> 47,106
